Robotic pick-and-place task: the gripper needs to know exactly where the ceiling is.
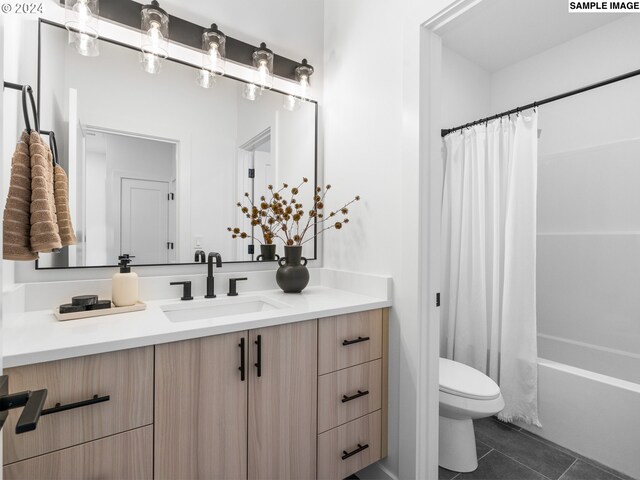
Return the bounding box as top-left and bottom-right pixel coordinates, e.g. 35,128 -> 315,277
437,0 -> 628,72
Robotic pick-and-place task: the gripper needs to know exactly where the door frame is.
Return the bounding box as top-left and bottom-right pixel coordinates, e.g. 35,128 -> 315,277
416,1 -> 485,478
85,126 -> 181,262
236,128 -> 272,261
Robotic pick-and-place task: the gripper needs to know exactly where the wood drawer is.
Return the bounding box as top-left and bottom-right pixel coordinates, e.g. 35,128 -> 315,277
317,410 -> 382,480
318,309 -> 382,375
3,346 -> 154,464
318,359 -> 382,433
3,425 -> 152,480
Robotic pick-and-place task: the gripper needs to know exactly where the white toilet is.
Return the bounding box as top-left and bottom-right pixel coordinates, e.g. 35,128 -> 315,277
439,357 -> 505,473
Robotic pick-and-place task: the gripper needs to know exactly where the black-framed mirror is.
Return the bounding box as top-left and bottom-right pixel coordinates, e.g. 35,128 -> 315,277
35,20 -> 318,269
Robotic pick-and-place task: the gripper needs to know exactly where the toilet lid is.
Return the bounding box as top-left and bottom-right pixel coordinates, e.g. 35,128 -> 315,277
439,358 -> 501,400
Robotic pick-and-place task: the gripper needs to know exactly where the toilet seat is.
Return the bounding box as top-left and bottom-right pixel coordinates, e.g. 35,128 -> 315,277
439,358 -> 501,400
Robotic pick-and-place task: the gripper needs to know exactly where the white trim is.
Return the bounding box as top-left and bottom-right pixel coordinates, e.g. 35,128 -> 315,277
415,3 -> 488,477
85,125 -> 180,146
423,0 -> 484,32
376,462 -> 400,480
416,26 -> 444,480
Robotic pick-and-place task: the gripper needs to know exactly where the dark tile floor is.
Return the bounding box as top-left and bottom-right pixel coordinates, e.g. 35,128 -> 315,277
438,417 -> 635,480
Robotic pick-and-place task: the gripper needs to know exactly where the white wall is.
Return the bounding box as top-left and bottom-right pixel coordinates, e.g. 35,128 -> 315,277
489,15 -> 640,357
441,46 -> 492,129
324,1 -> 454,478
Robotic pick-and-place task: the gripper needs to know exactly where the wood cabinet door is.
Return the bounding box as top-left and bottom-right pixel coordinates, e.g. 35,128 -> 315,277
3,426 -> 152,480
3,346 -> 154,464
248,320 -> 318,480
155,332 -> 248,480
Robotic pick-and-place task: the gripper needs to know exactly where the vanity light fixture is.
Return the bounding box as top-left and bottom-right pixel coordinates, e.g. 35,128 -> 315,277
64,0 -> 99,57
140,0 -> 169,74
295,59 -> 314,99
283,95 -> 301,112
253,43 -> 274,90
242,83 -> 260,101
197,23 -> 226,88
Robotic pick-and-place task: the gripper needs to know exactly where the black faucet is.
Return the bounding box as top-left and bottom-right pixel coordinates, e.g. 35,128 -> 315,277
228,277 -> 248,296
170,281 -> 193,301
205,252 -> 223,298
194,250 -> 205,263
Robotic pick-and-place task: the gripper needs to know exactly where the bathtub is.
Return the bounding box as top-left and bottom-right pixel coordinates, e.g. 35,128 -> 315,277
517,334 -> 640,478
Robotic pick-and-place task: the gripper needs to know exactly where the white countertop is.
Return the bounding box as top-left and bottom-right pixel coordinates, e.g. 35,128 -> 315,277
3,286 -> 391,368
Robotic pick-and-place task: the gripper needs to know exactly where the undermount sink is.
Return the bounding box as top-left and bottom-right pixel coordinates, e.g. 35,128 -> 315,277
161,296 -> 289,323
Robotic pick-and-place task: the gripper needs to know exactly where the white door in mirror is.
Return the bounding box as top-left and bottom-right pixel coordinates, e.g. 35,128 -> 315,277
121,178 -> 169,264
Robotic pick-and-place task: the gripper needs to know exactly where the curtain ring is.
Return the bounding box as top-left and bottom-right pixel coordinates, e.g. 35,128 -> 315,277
21,85 -> 39,134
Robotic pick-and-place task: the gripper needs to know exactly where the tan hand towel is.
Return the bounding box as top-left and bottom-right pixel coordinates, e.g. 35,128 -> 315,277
54,164 -> 77,246
3,131 -> 38,260
29,132 -> 62,253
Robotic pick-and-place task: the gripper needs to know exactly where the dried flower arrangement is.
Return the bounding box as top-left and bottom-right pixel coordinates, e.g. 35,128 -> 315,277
227,188 -> 281,245
228,177 -> 360,246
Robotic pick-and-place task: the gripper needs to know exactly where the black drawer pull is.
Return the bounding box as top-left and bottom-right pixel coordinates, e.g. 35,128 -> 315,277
255,335 -> 262,377
41,394 -> 110,416
342,443 -> 369,460
342,336 -> 370,346
239,337 -> 246,381
342,389 -> 369,403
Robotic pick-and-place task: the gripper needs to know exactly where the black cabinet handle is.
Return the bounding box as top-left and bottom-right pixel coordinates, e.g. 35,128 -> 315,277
0,378 -> 49,435
341,443 -> 369,460
15,389 -> 47,434
254,335 -> 262,377
239,338 -> 246,381
341,389 -> 369,403
342,336 -> 370,346
41,394 -> 110,416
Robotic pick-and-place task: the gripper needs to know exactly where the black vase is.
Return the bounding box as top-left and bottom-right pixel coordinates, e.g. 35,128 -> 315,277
256,244 -> 279,262
276,246 -> 309,293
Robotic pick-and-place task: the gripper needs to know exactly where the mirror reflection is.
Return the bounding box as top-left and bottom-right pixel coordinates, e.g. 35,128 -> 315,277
37,23 -> 317,268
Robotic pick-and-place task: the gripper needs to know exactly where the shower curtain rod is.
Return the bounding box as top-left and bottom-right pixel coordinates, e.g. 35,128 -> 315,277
441,66 -> 640,137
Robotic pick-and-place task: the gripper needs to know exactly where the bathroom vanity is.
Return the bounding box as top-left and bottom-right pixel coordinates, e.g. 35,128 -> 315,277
1,286 -> 390,480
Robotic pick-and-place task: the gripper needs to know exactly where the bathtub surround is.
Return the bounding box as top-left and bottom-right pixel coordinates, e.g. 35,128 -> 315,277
441,112 -> 540,426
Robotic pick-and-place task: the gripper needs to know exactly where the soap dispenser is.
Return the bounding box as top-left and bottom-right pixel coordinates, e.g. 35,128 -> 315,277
112,254 -> 139,307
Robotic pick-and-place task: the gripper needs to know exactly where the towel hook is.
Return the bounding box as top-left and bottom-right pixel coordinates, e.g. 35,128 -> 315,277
48,131 -> 59,166
21,85 -> 39,134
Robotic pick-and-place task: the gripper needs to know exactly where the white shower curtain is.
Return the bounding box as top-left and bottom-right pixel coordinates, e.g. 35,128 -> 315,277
441,112 -> 541,426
